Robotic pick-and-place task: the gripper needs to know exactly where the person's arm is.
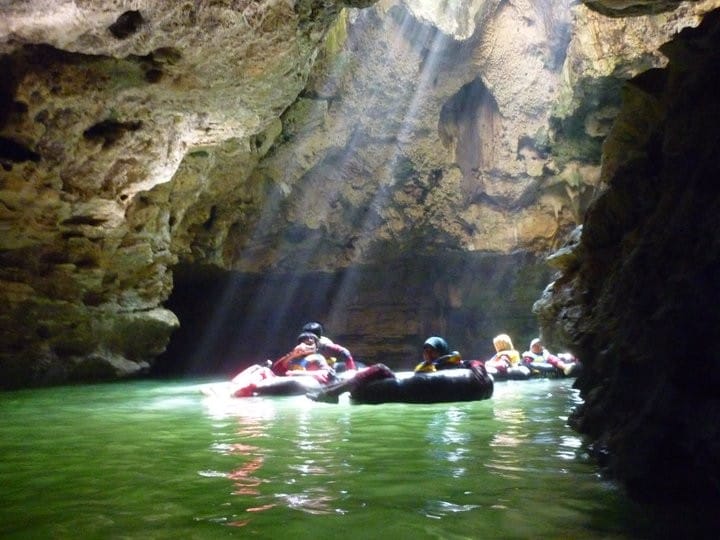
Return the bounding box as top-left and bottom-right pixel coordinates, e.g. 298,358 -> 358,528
320,342 -> 356,370
507,350 -> 521,366
491,352 -> 512,367
271,342 -> 316,374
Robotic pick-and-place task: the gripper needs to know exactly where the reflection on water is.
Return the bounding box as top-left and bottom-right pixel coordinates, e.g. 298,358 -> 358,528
426,407 -> 471,478
0,378 -> 686,539
195,379 -> 623,538
202,394 -> 350,521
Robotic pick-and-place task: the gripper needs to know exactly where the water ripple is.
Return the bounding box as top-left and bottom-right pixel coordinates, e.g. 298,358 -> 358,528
1,377 -> 658,539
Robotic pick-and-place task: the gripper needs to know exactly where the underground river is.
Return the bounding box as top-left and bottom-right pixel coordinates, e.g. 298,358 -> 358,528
0,376 -> 694,539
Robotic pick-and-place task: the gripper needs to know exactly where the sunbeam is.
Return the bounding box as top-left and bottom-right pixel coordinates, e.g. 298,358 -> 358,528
158,0 -> 577,377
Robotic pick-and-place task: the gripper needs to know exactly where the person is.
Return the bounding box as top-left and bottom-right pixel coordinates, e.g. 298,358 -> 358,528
522,337 -> 579,376
307,336 -> 463,403
228,332 -> 335,397
413,336 -> 463,372
484,333 -> 530,377
300,321 -> 357,371
301,321 -> 334,347
270,332 -> 335,375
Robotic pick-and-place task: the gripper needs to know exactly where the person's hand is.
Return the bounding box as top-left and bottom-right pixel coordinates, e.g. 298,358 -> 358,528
293,342 -> 316,355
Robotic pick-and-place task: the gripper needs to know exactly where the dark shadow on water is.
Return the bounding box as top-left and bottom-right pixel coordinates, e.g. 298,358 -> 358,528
621,501 -> 720,539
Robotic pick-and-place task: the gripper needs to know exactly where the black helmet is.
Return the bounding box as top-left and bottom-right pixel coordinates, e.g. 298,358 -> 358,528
302,322 -> 324,338
423,336 -> 449,356
297,332 -> 319,345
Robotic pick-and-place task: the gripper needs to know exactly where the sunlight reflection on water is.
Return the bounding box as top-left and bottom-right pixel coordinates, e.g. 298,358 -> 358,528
196,379 -> 599,534
0,377 -> 659,539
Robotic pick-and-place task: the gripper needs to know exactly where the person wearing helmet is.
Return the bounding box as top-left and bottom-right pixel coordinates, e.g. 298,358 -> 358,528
307,335 -> 461,403
414,336 -> 463,373
271,332 -> 334,375
302,322 -> 329,344
227,332 -> 334,397
300,321 -> 356,371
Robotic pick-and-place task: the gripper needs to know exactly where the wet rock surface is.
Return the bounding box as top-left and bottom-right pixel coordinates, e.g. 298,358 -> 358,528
0,0 -> 373,387
537,7 -> 720,501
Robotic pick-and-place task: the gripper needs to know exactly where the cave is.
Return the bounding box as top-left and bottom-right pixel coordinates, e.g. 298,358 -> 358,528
2,0 -> 720,505
157,251 -> 554,379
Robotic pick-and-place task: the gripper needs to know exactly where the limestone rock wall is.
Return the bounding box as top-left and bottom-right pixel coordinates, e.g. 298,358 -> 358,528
0,0 -> 374,388
156,0 -> 713,374
158,253 -> 553,377
0,0 -> 716,390
150,0 -> 589,374
160,0 -> 582,276
536,5 -> 720,501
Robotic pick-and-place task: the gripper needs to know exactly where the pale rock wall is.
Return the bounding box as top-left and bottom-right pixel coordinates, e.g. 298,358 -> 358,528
182,0 -> 581,275
156,0 -> 584,369
160,0 -> 712,370
0,0 -> 715,388
0,0 -> 375,388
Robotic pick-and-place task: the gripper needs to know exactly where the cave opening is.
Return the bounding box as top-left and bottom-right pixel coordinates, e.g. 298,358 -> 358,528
155,250 -> 554,381
153,264 -> 349,379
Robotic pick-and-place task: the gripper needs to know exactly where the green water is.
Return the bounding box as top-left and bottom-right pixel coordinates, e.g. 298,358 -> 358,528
0,378 -> 662,539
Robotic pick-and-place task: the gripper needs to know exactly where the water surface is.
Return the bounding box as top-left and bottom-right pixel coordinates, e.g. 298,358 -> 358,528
0,377 -> 669,539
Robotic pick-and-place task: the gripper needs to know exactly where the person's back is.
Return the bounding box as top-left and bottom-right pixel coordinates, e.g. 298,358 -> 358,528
485,333 -> 529,377
490,334 -> 521,366
522,338 -> 549,363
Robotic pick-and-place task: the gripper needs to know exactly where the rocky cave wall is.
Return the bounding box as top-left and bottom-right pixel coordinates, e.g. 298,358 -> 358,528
136,0 -> 715,376
536,3 -> 720,502
0,0 -> 377,387
157,251 -> 551,377
2,0 -> 720,504
0,0 -> 717,414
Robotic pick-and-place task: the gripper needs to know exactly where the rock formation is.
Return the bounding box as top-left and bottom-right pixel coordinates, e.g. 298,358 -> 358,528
148,0 -> 718,376
537,2 -> 720,502
0,0 -> 378,386
1,0 -> 719,504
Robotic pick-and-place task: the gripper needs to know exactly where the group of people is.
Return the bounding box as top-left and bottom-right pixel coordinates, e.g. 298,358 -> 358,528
484,333 -> 580,377
269,322 -> 356,376
307,334 -> 474,403
228,321 -> 579,399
